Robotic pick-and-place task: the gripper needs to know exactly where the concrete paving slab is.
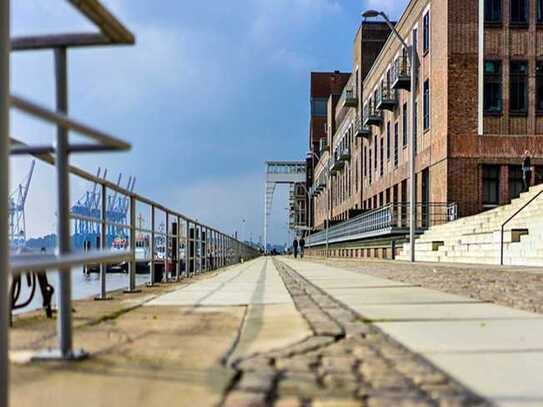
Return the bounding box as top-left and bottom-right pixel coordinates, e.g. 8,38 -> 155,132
347,302 -> 543,322
281,257 -> 543,407
426,352 -> 543,407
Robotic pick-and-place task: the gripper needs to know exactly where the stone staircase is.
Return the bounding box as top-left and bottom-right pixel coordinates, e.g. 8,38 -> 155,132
397,183 -> 543,266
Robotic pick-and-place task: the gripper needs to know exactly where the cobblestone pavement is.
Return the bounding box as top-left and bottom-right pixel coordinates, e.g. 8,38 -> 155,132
221,259 -> 491,407
304,257 -> 543,315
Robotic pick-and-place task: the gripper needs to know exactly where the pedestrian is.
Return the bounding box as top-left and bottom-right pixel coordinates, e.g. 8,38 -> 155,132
299,236 -> 305,258
522,150 -> 532,192
292,238 -> 298,259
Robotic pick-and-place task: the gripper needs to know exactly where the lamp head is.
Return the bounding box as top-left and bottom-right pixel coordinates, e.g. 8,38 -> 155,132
362,10 -> 381,18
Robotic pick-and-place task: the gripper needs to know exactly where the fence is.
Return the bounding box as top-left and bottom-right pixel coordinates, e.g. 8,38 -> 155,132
0,2 -> 259,407
306,202 -> 457,247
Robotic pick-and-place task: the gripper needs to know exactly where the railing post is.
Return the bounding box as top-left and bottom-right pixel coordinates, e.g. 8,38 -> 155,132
148,205 -> 156,286
53,47 -> 83,360
175,216 -> 180,281
125,195 -> 139,293
163,212 -> 169,282
185,220 -> 191,277
0,0 -> 10,402
96,183 -> 110,300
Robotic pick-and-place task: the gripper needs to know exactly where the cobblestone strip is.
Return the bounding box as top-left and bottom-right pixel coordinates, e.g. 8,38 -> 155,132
220,259 -> 492,407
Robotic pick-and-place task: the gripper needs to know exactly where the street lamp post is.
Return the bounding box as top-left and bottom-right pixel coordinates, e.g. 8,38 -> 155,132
307,151 -> 332,258
362,9 -> 418,262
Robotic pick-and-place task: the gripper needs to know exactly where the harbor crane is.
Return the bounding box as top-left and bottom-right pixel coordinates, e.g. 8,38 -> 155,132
8,160 -> 36,250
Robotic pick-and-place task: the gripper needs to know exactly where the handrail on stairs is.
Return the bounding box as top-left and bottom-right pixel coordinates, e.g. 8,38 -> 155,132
500,187 -> 543,265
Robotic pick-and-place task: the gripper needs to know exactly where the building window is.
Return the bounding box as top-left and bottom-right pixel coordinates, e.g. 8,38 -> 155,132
369,147 -> 372,184
394,122 -> 399,167
485,0 -> 502,23
510,60 -> 528,113
386,121 -> 391,160
423,11 -> 430,53
363,146 -> 367,177
537,62 -> 543,112
402,103 -> 408,146
509,165 -> 524,200
539,0 -> 543,22
311,97 -> 327,117
483,165 -> 500,206
380,136 -> 384,176
423,80 -> 430,130
484,60 -> 503,114
374,139 -> 378,172
511,0 -> 528,24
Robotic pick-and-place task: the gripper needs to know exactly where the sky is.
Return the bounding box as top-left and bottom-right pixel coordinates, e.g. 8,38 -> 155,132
9,0 -> 407,247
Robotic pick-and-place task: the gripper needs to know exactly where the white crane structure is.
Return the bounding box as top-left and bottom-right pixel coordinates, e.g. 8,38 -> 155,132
8,160 -> 35,250
264,161 -> 306,253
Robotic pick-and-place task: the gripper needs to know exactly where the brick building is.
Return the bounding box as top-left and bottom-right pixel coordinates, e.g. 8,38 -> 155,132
310,0 -> 543,235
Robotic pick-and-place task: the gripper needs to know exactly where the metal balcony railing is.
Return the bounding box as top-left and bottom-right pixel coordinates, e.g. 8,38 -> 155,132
391,53 -> 411,90
306,202 -> 457,247
354,115 -> 370,138
339,147 -> 351,162
377,84 -> 398,111
363,102 -> 383,127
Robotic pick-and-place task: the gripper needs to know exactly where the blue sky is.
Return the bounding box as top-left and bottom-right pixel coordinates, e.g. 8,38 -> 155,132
10,0 -> 407,246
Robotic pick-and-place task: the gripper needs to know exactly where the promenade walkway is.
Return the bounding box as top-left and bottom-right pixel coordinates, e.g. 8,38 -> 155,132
281,257 -> 543,407
9,257 -> 543,406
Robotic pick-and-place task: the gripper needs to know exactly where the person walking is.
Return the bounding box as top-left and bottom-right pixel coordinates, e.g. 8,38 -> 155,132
522,150 -> 532,192
299,236 -> 306,258
292,238 -> 299,259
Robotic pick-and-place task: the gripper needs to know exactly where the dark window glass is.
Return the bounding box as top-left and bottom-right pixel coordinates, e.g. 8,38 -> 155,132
484,60 -> 503,113
394,122 -> 399,167
483,165 -> 500,205
539,0 -> 543,22
423,80 -> 430,129
423,12 -> 430,52
509,165 -> 524,200
510,60 -> 528,113
402,103 -> 408,146
511,0 -> 528,24
364,146 -> 367,177
369,145 -> 372,184
380,136 -> 384,176
386,121 -> 391,160
374,138 -> 377,172
485,0 -> 502,23
537,62 -> 543,111
311,98 -> 327,117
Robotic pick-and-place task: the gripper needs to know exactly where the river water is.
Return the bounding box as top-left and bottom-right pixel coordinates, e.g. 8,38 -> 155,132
13,267 -> 149,315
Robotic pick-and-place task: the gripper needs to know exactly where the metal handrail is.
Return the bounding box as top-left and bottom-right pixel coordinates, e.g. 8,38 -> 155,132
307,202 -> 456,247
500,188 -> 543,265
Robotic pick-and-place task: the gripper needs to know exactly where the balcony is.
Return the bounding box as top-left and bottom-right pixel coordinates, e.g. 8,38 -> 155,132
342,88 -> 358,108
339,147 -> 351,162
376,85 -> 397,111
330,158 -> 344,173
363,103 -> 383,128
391,54 -> 411,91
354,116 -> 370,139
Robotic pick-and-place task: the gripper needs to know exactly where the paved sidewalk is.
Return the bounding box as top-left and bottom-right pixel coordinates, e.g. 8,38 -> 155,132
281,257 -> 543,407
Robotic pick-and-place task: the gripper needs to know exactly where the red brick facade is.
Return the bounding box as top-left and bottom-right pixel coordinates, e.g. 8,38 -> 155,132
310,0 -> 543,232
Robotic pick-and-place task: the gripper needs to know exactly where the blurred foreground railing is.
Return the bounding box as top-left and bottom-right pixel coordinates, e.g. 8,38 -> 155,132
0,2 -> 259,407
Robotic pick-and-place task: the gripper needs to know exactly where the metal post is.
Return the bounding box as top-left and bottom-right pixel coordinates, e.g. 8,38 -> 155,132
163,212 -> 169,282
409,37 -> 418,263
175,216 -> 180,280
149,205 -> 155,286
95,183 -> 111,300
54,47 -> 78,359
125,195 -> 139,293
0,0 -> 10,402
185,221 -> 190,277
198,225 -> 202,273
